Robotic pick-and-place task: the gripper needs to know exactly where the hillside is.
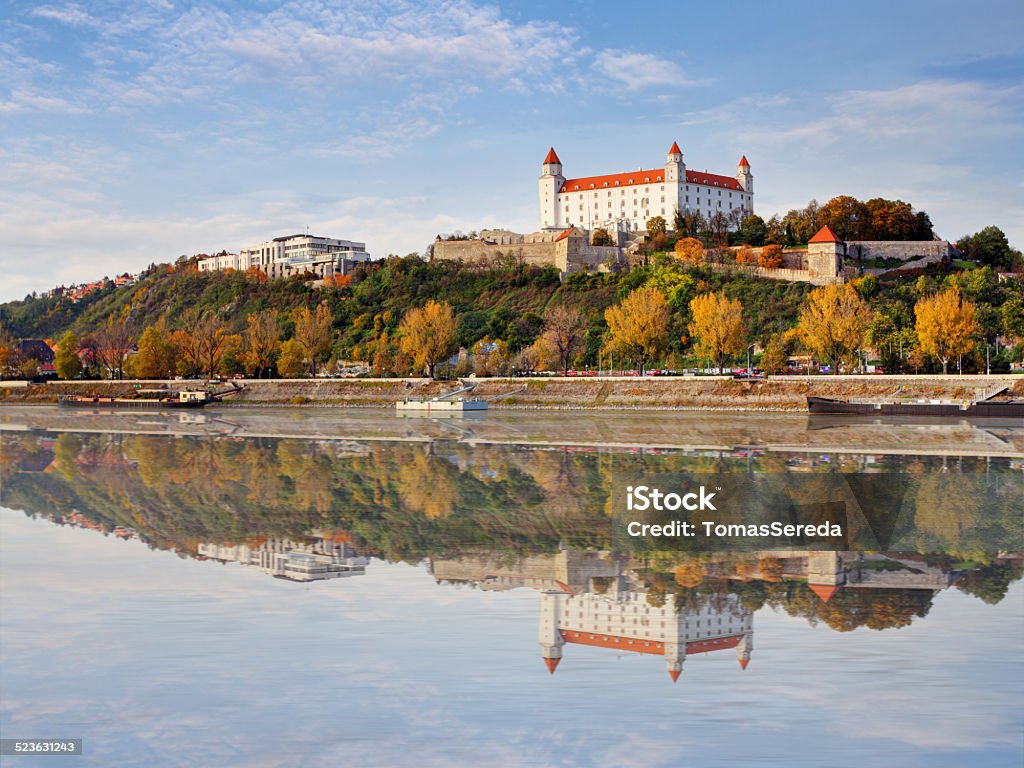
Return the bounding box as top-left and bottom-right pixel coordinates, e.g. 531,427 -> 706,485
1,251 -> 1020,376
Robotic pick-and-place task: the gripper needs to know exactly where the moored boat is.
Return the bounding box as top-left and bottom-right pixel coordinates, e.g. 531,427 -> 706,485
58,382 -> 245,410
807,395 -> 1024,418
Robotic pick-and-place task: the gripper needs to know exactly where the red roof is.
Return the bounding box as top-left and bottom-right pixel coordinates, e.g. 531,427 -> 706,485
669,669 -> 681,683
559,167 -> 743,192
809,583 -> 840,602
544,657 -> 561,674
559,629 -> 742,656
669,141 -> 682,155
555,226 -> 576,242
739,658 -> 750,670
809,225 -> 843,244
739,155 -> 750,168
543,148 -> 561,165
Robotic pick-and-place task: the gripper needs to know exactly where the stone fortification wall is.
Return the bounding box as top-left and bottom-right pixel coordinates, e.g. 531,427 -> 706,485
847,241 -> 952,262
432,238 -> 558,266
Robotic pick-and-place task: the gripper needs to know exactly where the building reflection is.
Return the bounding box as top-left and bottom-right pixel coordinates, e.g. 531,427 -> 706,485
198,531 -> 368,582
431,546 -> 980,682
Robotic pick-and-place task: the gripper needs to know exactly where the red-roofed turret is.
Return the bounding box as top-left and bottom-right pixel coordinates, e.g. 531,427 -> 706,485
808,225 -> 844,244
738,155 -> 750,169
544,657 -> 561,674
739,658 -> 750,670
809,583 -> 840,602
668,668 -> 681,683
543,147 -> 561,165
669,141 -> 682,157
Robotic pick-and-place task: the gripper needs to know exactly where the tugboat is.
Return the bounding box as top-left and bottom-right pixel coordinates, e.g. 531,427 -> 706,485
58,382 -> 244,410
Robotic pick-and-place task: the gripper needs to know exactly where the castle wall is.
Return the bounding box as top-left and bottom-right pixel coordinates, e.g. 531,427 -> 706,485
432,238 -> 558,266
847,241 -> 952,262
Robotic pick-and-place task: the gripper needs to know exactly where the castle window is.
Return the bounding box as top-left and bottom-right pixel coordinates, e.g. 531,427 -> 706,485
644,177 -> 650,182
603,182 -> 608,187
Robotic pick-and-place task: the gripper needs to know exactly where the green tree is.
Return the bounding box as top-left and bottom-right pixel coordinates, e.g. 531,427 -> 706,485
54,330 -> 82,380
957,226 -> 1017,269
646,216 -> 667,238
591,228 -> 614,246
737,214 -> 767,246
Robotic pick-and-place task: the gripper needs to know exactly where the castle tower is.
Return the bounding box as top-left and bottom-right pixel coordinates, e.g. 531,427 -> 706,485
736,155 -> 753,194
539,148 -> 564,231
736,629 -> 754,670
538,591 -> 566,673
665,141 -> 684,182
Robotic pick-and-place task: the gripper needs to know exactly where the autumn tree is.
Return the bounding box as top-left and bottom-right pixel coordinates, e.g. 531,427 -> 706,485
915,286 -> 980,374
759,333 -> 789,375
243,310 -> 282,378
97,318 -> 134,379
797,283 -> 873,373
471,337 -> 510,376
539,304 -> 586,374
292,302 -> 335,376
674,237 -> 706,264
132,325 -> 176,379
819,195 -> 871,241
399,300 -> 457,379
194,312 -> 229,379
735,246 -> 757,265
277,338 -> 306,378
591,228 -> 614,246
758,244 -> 784,269
688,292 -> 745,373
604,286 -> 669,375
171,329 -> 203,377
54,330 -> 82,380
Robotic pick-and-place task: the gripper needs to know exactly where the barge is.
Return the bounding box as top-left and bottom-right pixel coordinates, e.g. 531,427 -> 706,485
807,395 -> 1024,419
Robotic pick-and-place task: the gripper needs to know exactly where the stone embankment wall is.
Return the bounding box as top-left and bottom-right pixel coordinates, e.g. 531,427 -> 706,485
3,376 -> 1019,413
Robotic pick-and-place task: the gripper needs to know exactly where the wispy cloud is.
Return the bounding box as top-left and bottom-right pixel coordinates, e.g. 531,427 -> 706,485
593,50 -> 690,90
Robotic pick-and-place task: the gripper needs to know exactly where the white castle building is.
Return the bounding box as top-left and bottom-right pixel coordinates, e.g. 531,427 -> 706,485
539,143 -> 753,233
539,588 -> 753,682
198,233 -> 371,279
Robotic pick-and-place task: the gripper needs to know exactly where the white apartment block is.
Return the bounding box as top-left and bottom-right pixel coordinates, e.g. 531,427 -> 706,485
198,535 -> 369,582
198,233 -> 371,277
539,143 -> 753,232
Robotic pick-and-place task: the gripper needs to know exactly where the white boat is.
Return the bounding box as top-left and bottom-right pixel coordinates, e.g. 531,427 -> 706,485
396,396 -> 489,412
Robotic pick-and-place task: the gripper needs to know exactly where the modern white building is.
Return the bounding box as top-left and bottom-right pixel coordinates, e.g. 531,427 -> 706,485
197,534 -> 369,582
539,143 -> 753,232
198,233 -> 371,278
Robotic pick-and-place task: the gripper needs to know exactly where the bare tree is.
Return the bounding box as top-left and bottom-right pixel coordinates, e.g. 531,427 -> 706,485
541,304 -> 587,374
97,319 -> 134,379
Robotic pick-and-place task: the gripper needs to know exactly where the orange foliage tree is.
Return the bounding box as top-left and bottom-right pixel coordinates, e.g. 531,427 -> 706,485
758,244 -> 784,269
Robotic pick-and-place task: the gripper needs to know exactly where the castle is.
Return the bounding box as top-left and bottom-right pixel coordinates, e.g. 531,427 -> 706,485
539,142 -> 754,233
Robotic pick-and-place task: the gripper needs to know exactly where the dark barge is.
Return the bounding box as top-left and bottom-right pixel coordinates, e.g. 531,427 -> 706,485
807,396 -> 1024,419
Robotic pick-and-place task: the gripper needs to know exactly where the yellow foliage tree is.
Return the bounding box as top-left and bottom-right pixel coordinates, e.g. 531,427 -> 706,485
132,325 -> 176,379
399,299 -> 457,379
604,286 -> 668,375
276,338 -> 306,378
797,283 -> 873,373
915,286 -> 979,374
674,237 -> 706,264
735,245 -> 757,265
243,310 -> 282,378
688,291 -> 746,373
292,302 -> 335,376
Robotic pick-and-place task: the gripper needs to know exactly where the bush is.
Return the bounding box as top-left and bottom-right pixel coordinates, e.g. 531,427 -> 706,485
758,245 -> 784,269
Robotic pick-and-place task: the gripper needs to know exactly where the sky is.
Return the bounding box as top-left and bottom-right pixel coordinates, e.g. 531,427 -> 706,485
1,0 -> 1022,302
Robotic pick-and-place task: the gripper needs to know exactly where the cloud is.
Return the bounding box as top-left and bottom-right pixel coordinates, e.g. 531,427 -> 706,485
0,88 -> 85,114
593,50 -> 690,90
